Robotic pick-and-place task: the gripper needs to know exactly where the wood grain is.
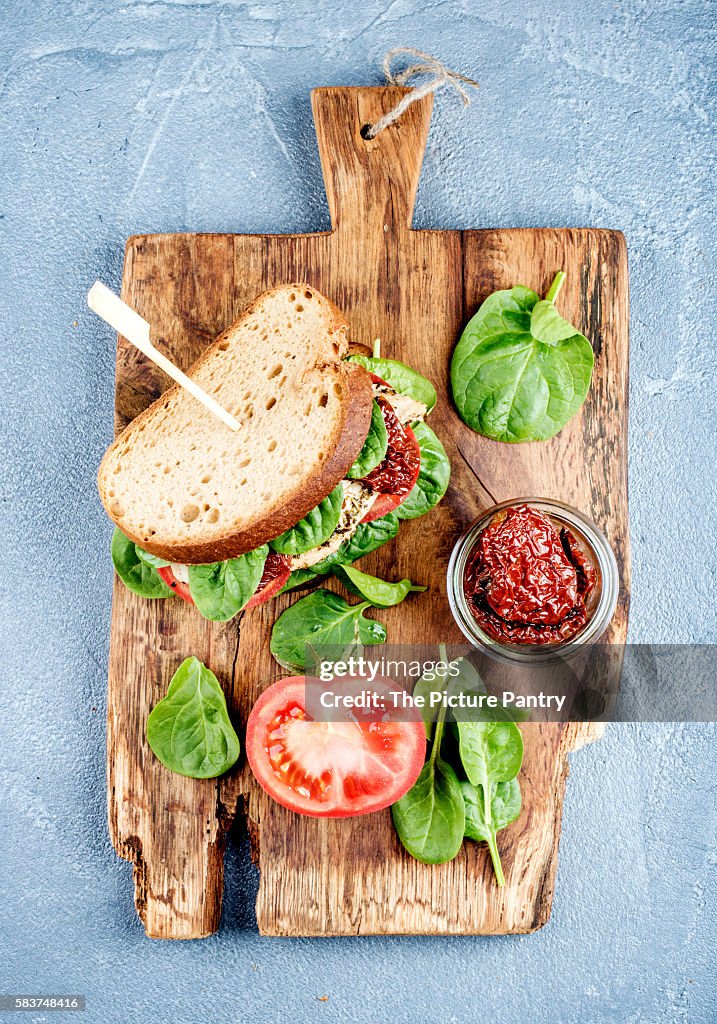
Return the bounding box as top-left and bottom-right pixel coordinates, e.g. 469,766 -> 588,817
106,87 -> 630,938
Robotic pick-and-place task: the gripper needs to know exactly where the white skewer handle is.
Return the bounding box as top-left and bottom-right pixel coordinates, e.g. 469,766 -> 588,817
87,281 -> 240,432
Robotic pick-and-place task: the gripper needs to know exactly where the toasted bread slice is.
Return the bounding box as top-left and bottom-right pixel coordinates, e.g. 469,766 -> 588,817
98,284 -> 373,563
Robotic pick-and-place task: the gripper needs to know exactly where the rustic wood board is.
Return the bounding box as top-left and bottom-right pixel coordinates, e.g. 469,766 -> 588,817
107,86 -> 630,938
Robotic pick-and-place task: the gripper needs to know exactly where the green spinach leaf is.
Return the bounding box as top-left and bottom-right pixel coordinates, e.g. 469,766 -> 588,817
332,565 -> 426,607
309,512 -> 399,574
455,719 -> 523,886
146,657 -> 240,779
451,271 -> 594,442
393,651 -> 525,882
463,778 -> 522,837
530,272 -> 580,343
279,567 -> 320,593
135,546 -> 171,569
269,485 -> 344,555
392,656 -> 465,864
413,656 -> 489,741
188,546 -> 268,621
411,653 -> 456,740
457,720 -> 524,790
392,758 -> 465,865
111,528 -> 175,599
348,354 -> 437,412
347,400 -> 388,479
270,589 -> 387,671
396,422 -> 451,520
461,778 -> 522,887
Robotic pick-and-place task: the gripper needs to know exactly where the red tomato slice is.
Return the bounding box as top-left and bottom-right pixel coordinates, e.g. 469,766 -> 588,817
361,399 -> 421,522
364,492 -> 403,521
245,676 -> 426,818
157,565 -> 194,604
245,553 -> 292,609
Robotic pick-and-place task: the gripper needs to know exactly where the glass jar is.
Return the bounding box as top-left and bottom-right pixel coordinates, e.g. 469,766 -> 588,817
446,497 -> 620,664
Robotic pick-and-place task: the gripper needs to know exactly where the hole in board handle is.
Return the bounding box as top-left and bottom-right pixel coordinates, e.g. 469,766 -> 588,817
359,123 -> 374,140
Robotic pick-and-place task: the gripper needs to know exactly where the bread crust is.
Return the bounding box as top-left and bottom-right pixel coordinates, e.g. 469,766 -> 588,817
98,284 -> 373,563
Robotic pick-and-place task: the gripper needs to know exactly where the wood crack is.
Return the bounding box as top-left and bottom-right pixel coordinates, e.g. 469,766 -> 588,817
454,438 -> 498,505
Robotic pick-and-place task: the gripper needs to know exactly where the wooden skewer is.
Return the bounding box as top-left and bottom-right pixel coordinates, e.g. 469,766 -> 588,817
87,281 -> 241,431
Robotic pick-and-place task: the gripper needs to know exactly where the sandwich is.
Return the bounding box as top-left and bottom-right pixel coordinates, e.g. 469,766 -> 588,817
100,284 -> 450,620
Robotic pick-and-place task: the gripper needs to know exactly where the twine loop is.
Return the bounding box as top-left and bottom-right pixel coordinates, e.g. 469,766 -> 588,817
363,47 -> 479,139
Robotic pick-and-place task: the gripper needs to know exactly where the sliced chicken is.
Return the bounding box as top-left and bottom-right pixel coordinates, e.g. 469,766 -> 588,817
372,383 -> 427,424
290,481 -> 378,570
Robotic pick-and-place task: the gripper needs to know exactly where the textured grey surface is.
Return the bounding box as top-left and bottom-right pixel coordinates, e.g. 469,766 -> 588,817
1,0 -> 716,1021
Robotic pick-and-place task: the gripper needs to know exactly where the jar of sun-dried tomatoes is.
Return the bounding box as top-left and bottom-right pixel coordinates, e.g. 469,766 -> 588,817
447,498 -> 619,663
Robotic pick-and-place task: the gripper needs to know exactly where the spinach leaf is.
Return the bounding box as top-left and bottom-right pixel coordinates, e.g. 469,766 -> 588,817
393,651 -> 525,881
463,778 -> 522,837
456,720 -> 524,790
461,778 -> 522,887
188,546 -> 268,621
456,720 -> 523,886
347,400 -> 388,479
146,657 -> 240,779
413,656 -> 488,742
270,589 -> 387,671
450,271 -> 594,442
411,660 -> 453,741
135,546 -> 171,569
530,272 -> 580,343
269,485 -> 344,555
111,528 -> 175,599
332,565 -> 426,607
348,354 -> 437,412
392,657 -> 465,864
279,567 -> 320,593
396,422 -> 451,520
309,512 -> 399,574
392,758 -> 465,864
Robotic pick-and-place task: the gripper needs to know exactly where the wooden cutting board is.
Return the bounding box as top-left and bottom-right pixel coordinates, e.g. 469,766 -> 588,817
107,86 -> 630,938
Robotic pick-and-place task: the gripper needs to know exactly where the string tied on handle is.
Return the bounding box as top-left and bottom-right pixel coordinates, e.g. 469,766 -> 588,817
363,47 -> 479,139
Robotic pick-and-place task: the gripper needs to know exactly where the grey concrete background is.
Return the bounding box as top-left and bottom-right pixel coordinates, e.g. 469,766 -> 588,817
1,1 -> 715,1021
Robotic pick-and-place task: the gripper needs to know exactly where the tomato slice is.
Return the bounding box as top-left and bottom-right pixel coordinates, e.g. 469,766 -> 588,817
361,398 -> 421,522
246,553 -> 291,609
157,565 -> 194,604
245,676 -> 425,818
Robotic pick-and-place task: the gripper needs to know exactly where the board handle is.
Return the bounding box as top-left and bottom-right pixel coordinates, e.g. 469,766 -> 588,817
311,87 -> 432,236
